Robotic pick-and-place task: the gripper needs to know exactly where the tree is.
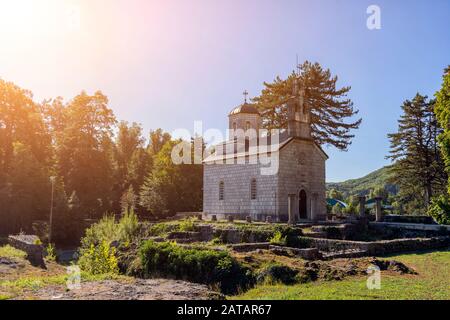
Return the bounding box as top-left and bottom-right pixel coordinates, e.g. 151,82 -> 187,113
120,185 -> 137,215
327,188 -> 343,200
112,122 -> 150,212
0,80 -> 52,234
253,61 -> 361,150
369,186 -> 388,201
140,139 -> 203,216
387,93 -> 447,213
434,66 -> 450,193
8,143 -> 50,232
55,91 -> 117,218
428,66 -> 450,224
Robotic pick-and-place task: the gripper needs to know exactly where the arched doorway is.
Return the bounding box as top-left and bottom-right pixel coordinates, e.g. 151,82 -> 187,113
299,190 -> 307,219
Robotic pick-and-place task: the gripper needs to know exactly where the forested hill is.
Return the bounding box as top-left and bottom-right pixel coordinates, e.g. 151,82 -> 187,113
326,166 -> 397,198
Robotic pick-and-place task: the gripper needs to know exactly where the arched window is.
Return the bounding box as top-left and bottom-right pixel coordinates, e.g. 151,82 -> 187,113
219,181 -> 224,201
233,122 -> 237,131
250,178 -> 257,200
246,121 -> 251,130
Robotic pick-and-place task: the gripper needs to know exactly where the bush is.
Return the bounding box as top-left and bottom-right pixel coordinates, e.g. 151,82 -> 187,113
269,231 -> 287,246
179,218 -> 195,232
118,209 -> 139,243
428,195 -> 450,225
257,264 -> 298,285
78,210 -> 139,275
140,241 -> 254,294
81,209 -> 140,250
147,222 -> 179,237
273,225 -> 303,247
78,241 -> 119,275
45,243 -> 56,261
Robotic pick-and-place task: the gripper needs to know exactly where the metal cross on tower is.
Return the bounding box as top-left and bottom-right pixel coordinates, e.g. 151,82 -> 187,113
243,90 -> 249,103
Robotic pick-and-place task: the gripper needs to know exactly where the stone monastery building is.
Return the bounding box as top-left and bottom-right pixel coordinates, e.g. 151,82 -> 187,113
203,81 -> 328,222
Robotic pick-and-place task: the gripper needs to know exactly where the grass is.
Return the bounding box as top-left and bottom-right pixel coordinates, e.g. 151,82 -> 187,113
0,245 -> 27,259
233,249 -> 450,300
0,244 -> 129,300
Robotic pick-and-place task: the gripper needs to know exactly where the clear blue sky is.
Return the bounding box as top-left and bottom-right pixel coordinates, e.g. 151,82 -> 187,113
1,0 -> 449,182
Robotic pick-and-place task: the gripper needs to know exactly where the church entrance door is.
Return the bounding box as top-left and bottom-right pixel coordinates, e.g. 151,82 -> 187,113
299,190 -> 307,219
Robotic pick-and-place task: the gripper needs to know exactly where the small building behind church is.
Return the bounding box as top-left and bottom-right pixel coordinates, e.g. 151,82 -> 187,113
203,82 -> 328,222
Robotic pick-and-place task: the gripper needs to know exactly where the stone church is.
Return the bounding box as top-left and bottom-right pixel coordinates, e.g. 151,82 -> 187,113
203,81 -> 328,222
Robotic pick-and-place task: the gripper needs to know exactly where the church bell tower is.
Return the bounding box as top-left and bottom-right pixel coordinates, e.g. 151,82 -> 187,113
287,78 -> 311,139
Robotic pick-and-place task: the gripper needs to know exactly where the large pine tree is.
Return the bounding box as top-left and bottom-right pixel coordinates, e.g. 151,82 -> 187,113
253,61 -> 361,150
387,93 -> 447,213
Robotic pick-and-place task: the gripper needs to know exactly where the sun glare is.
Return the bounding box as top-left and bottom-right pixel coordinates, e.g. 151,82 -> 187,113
0,0 -> 79,37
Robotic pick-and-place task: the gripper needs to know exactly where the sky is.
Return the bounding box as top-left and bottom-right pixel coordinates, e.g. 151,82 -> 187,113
0,0 -> 449,182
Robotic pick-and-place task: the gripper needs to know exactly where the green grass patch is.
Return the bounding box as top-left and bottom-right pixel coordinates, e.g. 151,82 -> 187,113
0,245 -> 27,259
233,249 -> 450,300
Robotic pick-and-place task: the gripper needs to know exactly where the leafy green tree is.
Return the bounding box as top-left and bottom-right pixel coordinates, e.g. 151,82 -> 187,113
327,188 -> 343,200
0,80 -> 52,234
55,91 -> 117,218
112,121 -> 150,212
435,66 -> 450,193
428,66 -> 450,224
369,186 -> 388,201
140,139 -> 203,216
253,61 -> 361,150
120,185 -> 137,215
387,93 -> 447,213
8,143 -> 50,232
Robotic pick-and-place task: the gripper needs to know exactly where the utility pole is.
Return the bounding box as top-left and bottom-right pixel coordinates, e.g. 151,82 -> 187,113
48,176 -> 56,244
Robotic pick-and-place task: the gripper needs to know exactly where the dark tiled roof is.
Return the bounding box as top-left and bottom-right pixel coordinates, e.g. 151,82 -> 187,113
229,103 -> 260,116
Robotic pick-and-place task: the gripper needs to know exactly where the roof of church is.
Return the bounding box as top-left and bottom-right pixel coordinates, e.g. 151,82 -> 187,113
229,102 -> 260,116
203,133 -> 329,163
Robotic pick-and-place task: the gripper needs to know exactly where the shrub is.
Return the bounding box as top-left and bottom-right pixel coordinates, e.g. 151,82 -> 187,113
118,209 -> 139,243
148,222 -> 179,237
273,226 -> 303,247
256,264 -> 298,285
140,241 -> 254,294
78,210 -> 139,275
269,231 -> 287,246
80,210 -> 140,250
78,241 -> 119,275
325,227 -> 343,239
45,243 -> 56,262
428,195 -> 450,225
179,218 -> 195,232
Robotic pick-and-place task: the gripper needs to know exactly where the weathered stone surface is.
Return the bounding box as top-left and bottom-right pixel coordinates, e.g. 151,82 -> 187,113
298,236 -> 450,256
269,246 -> 322,260
21,279 -> 223,300
8,235 -> 45,268
167,232 -> 201,241
203,138 -> 327,222
230,242 -> 270,252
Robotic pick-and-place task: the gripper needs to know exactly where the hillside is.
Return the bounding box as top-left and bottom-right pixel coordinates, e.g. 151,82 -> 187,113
326,166 -> 397,198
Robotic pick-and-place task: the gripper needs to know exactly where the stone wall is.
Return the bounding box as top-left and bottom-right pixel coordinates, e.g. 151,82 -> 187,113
203,162 -> 278,219
298,236 -> 450,256
8,235 -> 45,267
